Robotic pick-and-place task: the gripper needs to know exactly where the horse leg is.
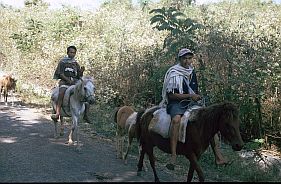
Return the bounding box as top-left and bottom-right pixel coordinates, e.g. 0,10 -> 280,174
0,85 -> 2,102
115,130 -> 121,158
53,119 -> 58,139
146,145 -> 159,182
76,122 -> 81,151
4,88 -> 8,105
186,154 -> 204,182
137,145 -> 146,176
60,116 -> 64,136
140,146 -> 149,172
68,125 -> 75,145
123,125 -> 134,164
211,133 -> 228,165
116,125 -> 123,159
186,160 -> 195,182
72,116 -> 81,150
10,90 -> 14,106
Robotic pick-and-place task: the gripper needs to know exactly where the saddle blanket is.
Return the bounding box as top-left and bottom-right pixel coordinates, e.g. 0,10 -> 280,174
125,112 -> 137,131
51,85 -> 75,112
148,105 -> 201,143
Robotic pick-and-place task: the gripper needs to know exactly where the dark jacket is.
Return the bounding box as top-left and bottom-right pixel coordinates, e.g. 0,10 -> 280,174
53,57 -> 83,86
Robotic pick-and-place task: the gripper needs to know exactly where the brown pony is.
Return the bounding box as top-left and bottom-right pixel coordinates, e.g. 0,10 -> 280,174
0,75 -> 17,104
114,106 -> 145,164
136,102 -> 244,182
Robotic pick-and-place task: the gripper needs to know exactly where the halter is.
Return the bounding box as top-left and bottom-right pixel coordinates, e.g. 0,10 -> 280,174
81,94 -> 95,103
80,79 -> 95,103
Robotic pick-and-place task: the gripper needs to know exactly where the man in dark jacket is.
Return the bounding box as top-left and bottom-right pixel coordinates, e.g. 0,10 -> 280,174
51,45 -> 91,123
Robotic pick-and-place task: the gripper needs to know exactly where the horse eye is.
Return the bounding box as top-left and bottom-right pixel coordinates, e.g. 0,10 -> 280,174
84,87 -> 87,91
226,124 -> 235,135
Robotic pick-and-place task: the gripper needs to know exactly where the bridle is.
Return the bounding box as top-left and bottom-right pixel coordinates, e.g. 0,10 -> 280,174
81,80 -> 95,103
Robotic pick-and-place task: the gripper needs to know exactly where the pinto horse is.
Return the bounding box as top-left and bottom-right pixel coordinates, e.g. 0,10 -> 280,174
114,106 -> 146,164
136,102 -> 244,182
0,75 -> 17,105
51,76 -> 95,150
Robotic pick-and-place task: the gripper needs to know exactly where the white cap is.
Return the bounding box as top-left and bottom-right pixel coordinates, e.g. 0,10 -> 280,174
178,48 -> 194,57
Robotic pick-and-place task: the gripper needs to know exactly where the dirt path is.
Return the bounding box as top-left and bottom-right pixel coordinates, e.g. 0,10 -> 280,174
0,100 -> 187,182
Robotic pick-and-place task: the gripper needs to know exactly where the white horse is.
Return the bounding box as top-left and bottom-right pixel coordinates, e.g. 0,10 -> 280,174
51,76 -> 95,150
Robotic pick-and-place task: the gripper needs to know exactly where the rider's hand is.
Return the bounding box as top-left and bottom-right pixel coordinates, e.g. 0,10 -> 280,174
190,94 -> 201,101
68,80 -> 75,85
81,66 -> 85,72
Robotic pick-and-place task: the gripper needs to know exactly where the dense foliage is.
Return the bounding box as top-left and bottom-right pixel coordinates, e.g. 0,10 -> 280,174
0,0 -> 280,148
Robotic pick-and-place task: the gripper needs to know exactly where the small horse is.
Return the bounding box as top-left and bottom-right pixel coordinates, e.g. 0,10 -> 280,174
51,76 -> 95,150
136,102 -> 244,182
114,106 -> 145,164
0,75 -> 17,105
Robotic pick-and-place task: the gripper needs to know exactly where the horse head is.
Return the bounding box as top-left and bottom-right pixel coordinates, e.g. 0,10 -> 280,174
10,77 -> 17,92
218,102 -> 244,151
76,77 -> 95,105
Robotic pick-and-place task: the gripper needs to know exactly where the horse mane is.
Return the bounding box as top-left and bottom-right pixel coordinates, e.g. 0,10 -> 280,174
72,77 -> 94,100
114,107 -> 121,123
72,80 -> 85,101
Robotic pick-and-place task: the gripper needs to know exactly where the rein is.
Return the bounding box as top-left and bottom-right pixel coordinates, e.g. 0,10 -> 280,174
179,96 -> 207,109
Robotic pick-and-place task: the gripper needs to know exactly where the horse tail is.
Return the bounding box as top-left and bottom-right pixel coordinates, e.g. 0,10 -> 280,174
114,107 -> 120,124
136,106 -> 160,144
135,109 -> 145,143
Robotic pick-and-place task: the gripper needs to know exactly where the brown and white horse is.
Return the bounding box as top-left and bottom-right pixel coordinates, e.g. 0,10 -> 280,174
0,74 -> 17,105
114,106 -> 146,163
114,105 -> 150,170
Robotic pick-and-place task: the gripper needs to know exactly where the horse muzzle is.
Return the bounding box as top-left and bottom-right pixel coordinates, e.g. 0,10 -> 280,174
84,94 -> 95,104
88,99 -> 95,105
232,142 -> 244,151
87,96 -> 95,105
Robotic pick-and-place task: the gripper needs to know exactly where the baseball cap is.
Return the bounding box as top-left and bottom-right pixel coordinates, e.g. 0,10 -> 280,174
178,48 -> 194,57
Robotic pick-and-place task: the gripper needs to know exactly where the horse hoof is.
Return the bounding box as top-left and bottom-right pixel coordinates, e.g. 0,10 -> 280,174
137,171 -> 142,177
216,160 -> 234,167
66,141 -> 73,145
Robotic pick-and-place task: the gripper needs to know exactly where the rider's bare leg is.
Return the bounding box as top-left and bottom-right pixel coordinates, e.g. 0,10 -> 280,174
51,87 -> 66,120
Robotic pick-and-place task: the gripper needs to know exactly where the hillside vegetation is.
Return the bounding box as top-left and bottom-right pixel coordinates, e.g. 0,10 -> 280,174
0,0 -> 280,151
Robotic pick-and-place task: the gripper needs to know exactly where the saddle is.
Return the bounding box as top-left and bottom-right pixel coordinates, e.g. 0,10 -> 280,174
125,112 -> 137,131
51,85 -> 75,113
148,105 -> 202,143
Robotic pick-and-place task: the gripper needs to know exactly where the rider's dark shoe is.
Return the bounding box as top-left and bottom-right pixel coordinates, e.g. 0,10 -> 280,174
83,116 -> 92,124
166,163 -> 175,170
51,114 -> 59,121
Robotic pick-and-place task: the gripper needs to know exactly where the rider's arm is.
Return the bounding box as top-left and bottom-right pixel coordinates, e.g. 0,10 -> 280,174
76,63 -> 84,79
58,73 -> 73,85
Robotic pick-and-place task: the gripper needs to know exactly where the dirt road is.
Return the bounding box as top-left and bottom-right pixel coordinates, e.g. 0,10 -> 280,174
0,100 -> 186,182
